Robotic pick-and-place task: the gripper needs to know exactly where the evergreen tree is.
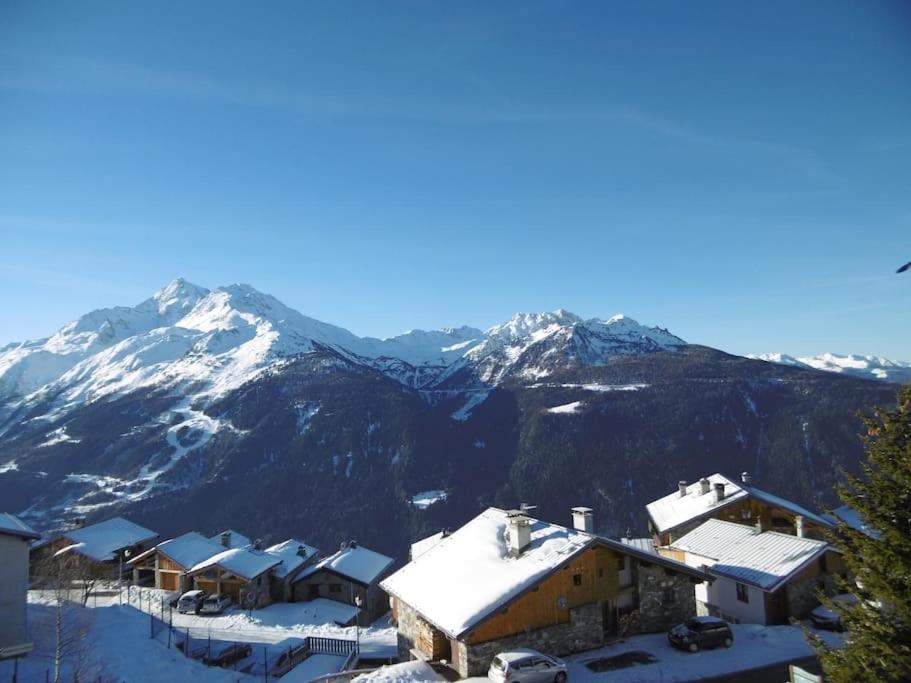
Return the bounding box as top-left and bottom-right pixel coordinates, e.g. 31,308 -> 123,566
816,385 -> 911,681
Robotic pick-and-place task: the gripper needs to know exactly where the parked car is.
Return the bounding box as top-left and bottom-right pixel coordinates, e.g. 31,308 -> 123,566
200,593 -> 232,615
668,616 -> 734,652
811,593 -> 858,630
176,589 -> 207,614
488,649 -> 567,683
203,642 -> 252,666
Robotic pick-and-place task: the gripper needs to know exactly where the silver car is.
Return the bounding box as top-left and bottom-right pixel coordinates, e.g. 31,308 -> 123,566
199,592 -> 232,615
488,649 -> 567,683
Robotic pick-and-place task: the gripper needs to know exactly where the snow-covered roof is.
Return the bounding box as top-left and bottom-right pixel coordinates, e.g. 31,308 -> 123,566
131,532 -> 225,569
265,538 -> 319,579
188,546 -> 281,581
669,519 -> 829,591
646,473 -> 831,534
381,508 -> 594,638
61,517 -> 158,562
208,529 -> 250,549
621,537 -> 657,555
0,512 -> 40,540
410,531 -> 446,560
296,543 -> 394,586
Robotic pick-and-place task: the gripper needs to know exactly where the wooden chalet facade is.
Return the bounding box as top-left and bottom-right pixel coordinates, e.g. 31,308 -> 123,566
646,473 -> 834,547
382,507 -> 709,677
128,531 -> 226,593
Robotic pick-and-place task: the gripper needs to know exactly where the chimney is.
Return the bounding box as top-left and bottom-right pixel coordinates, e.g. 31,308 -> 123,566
297,545 -> 306,557
253,538 -> 263,551
755,515 -> 765,533
220,531 -> 231,548
348,540 -> 358,549
741,472 -> 752,485
699,478 -> 711,495
441,528 -> 451,538
795,515 -> 805,538
678,481 -> 688,497
506,510 -> 532,558
713,482 -> 725,504
571,507 -> 594,533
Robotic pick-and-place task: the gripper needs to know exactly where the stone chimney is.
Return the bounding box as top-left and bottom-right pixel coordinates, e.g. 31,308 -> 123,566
297,544 -> 307,557
571,507 -> 594,533
678,481 -> 688,497
795,515 -> 805,538
506,510 -> 532,558
220,531 -> 231,548
253,538 -> 263,551
699,478 -> 711,495
713,482 -> 725,504
741,472 -> 752,485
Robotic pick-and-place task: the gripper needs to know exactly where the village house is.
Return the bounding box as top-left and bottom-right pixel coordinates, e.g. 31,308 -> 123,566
185,541 -> 281,608
32,516 -> 159,579
659,518 -> 845,625
128,531 -> 226,592
0,513 -> 41,662
381,506 -> 710,678
646,472 -> 833,546
265,538 -> 320,602
292,541 -> 394,624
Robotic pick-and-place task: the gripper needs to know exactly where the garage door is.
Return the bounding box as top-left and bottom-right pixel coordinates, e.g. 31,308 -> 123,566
159,572 -> 179,592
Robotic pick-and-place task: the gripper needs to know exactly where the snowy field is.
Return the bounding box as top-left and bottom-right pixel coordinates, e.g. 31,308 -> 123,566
0,590 -> 396,683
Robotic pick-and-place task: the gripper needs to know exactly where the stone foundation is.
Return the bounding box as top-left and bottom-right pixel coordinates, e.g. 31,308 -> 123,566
786,575 -> 825,620
456,603 -> 603,677
637,563 -> 697,633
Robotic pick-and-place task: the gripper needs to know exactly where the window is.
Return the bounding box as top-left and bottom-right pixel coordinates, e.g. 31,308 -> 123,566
662,587 -> 675,604
598,568 -> 604,578
329,583 -> 342,594
572,573 -> 582,586
736,582 -> 749,603
819,554 -> 828,573
617,557 -> 626,571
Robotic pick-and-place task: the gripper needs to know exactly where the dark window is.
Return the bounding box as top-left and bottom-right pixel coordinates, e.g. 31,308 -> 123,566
572,573 -> 582,586
329,583 -> 342,594
736,582 -> 749,603
617,557 -> 626,571
662,587 -> 675,604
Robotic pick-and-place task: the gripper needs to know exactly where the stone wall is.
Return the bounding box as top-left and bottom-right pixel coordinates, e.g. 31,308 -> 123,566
637,562 -> 696,633
393,599 -> 423,662
786,574 -> 825,619
456,603 -> 603,678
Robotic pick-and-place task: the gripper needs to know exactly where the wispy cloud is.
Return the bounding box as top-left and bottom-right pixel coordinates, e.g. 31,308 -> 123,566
0,47 -> 838,183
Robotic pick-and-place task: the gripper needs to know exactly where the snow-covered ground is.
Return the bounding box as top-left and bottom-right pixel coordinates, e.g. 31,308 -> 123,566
353,660 -> 448,682
461,623 -> 840,683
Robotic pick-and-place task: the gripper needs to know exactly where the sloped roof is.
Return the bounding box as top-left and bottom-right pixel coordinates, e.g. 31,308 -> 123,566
382,508 -> 594,638
410,531 -> 446,560
621,537 -> 657,555
188,546 -> 281,582
382,507 -> 708,639
646,473 -> 832,534
669,518 -> 829,591
61,517 -> 158,562
130,532 -> 225,569
0,512 -> 40,540
827,504 -> 880,539
296,544 -> 394,586
266,538 -> 319,579
208,529 -> 250,549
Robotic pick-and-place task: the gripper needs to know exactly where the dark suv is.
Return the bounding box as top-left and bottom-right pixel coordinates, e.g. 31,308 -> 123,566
668,616 -> 734,652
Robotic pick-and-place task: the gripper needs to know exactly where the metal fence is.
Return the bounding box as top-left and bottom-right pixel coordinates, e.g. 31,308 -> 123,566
128,586 -> 358,681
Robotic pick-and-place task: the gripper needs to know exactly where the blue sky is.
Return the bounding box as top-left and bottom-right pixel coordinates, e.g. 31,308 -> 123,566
1,1 -> 909,358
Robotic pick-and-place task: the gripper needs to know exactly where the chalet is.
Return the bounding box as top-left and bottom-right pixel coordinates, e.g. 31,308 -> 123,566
381,506 -> 710,678
186,543 -> 281,608
33,517 -> 158,578
265,538 -> 319,602
292,541 -> 394,624
646,472 -> 833,546
128,532 -> 225,592
659,518 -> 845,625
0,513 -> 41,661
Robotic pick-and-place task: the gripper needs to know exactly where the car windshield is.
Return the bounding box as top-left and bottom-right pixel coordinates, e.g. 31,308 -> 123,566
491,657 -> 506,671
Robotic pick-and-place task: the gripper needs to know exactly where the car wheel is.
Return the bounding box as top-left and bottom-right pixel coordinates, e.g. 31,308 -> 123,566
723,637 -> 733,648
688,642 -> 699,652
555,673 -> 567,683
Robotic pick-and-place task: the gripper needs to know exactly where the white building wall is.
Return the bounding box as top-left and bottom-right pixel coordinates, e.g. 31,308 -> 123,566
682,551 -> 767,624
0,533 -> 32,655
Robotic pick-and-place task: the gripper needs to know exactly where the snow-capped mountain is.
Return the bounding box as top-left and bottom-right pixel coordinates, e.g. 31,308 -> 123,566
750,352 -> 911,384
0,279 -> 685,424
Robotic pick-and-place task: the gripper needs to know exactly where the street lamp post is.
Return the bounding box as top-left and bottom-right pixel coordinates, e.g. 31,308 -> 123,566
354,594 -> 363,655
119,548 -> 131,606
